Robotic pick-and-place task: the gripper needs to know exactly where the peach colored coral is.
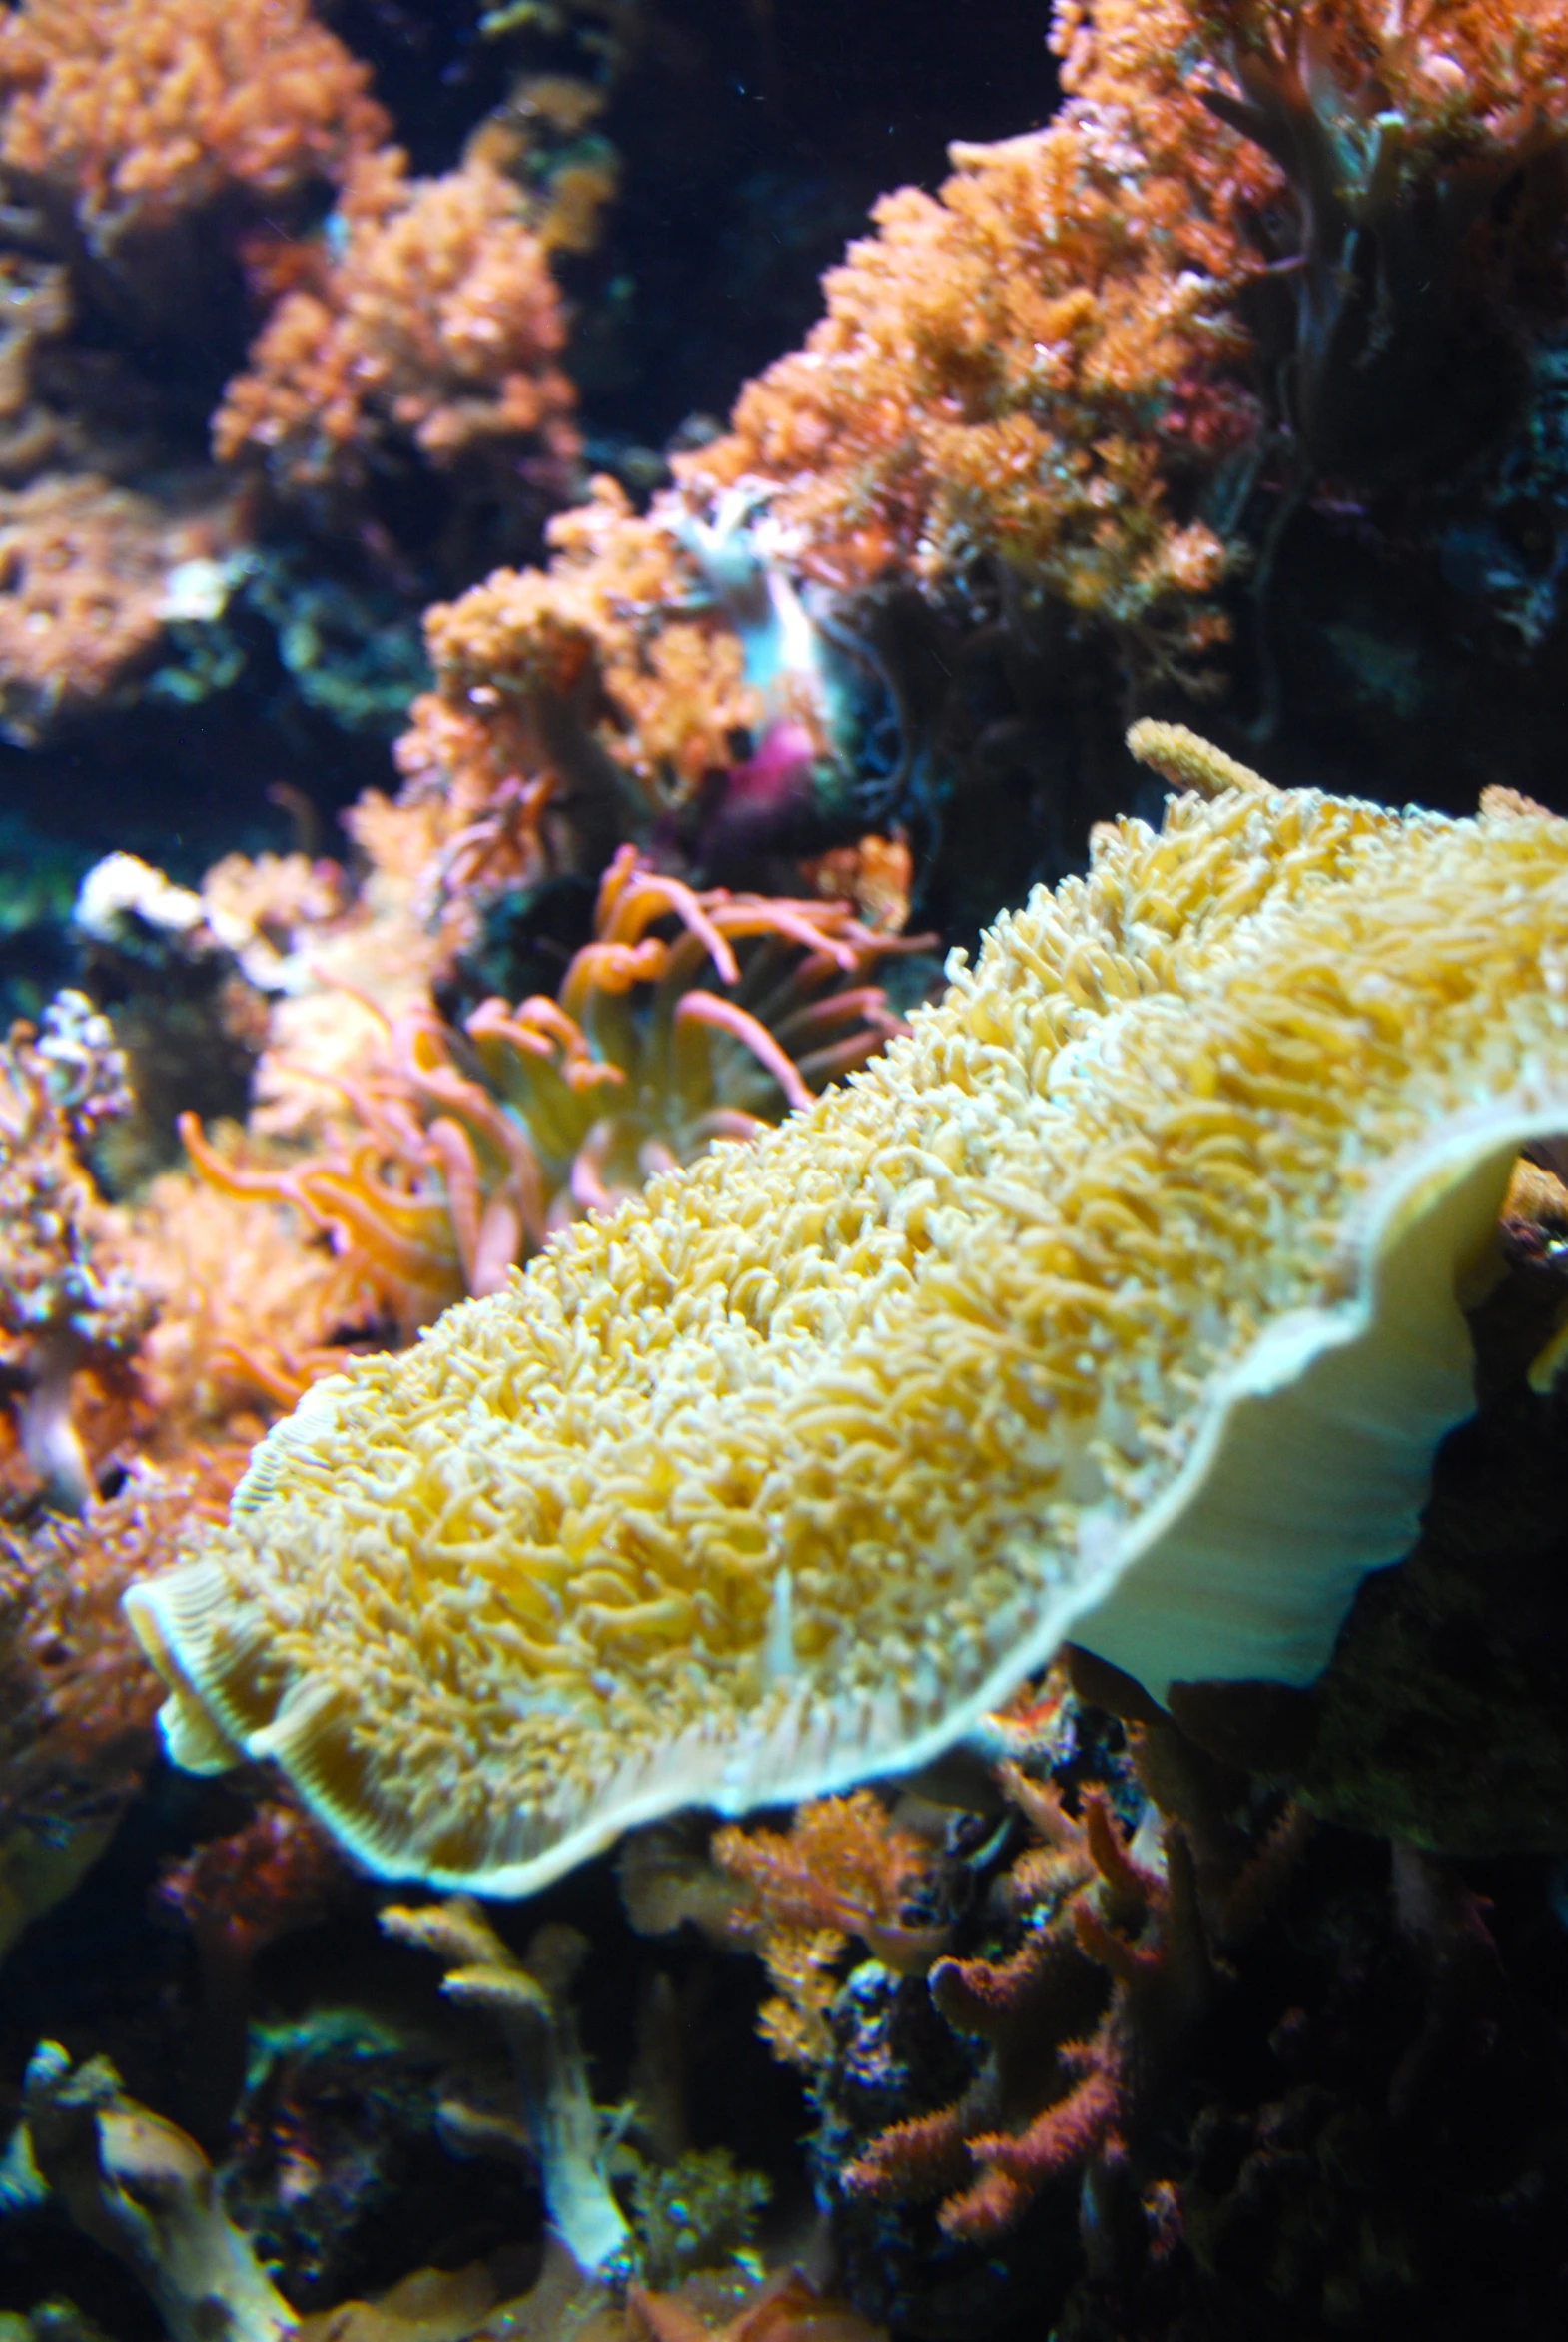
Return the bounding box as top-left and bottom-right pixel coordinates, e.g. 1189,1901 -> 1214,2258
114,1162 -> 379,1434
0,0 -> 387,239
215,150 -> 578,488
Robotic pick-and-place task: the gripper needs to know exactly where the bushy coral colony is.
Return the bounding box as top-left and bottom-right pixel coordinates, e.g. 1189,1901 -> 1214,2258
2,1 -> 1568,2339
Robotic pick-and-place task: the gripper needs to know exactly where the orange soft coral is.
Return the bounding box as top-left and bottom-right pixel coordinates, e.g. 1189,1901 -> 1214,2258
114,1159 -> 383,1431
0,0 -> 386,243
682,0 -> 1273,669
180,847 -> 921,1337
711,1794 -> 950,2073
215,149 -> 578,493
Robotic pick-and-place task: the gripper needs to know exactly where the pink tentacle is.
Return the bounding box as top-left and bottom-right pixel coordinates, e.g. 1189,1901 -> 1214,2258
675,992 -> 813,1113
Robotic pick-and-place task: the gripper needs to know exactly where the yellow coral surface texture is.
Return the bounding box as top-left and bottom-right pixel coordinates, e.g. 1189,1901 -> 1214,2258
127,760 -> 1568,1893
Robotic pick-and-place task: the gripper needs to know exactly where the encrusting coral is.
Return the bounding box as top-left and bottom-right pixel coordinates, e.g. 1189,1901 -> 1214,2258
125,728 -> 1568,1898
179,845 -> 919,1334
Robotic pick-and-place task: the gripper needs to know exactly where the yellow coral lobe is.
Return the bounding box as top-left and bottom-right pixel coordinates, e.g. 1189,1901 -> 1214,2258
126,755 -> 1568,1896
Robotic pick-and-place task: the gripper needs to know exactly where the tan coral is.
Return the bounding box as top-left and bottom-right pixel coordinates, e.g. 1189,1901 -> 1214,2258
113,1161 -> 378,1433
128,741 -> 1568,1894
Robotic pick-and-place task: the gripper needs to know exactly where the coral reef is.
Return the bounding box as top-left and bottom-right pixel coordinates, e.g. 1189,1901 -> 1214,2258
381,0 -> 1568,948
127,742 -> 1568,1898
1,11 -> 1567,2342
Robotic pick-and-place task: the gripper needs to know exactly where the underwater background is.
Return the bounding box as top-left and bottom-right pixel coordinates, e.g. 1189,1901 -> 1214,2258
0,2 -> 1567,2337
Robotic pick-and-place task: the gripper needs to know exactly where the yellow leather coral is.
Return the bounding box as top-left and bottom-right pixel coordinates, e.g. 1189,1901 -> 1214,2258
126,735 -> 1568,1894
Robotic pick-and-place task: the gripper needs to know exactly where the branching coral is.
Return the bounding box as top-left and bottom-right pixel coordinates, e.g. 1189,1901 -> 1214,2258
0,991 -> 150,1512
180,847 -> 918,1335
0,0 -> 387,247
843,1765 -> 1205,2242
127,735 -> 1568,1898
215,149 -> 577,495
